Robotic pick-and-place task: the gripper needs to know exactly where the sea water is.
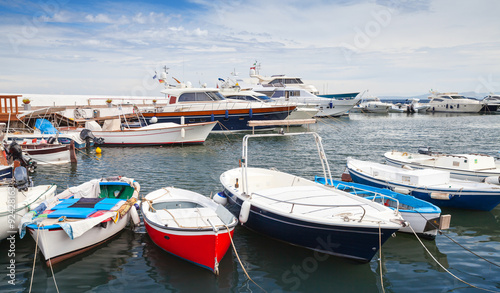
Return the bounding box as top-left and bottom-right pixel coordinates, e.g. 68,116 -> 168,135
1,112 -> 499,292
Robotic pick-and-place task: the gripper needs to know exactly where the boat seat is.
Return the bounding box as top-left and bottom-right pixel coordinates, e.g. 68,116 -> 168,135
154,207 -> 225,228
47,208 -> 98,219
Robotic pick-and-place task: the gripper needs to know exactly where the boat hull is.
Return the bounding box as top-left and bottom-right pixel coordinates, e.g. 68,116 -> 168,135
141,107 -> 292,132
222,189 -> 398,262
93,122 -> 215,146
21,142 -> 77,164
27,213 -> 130,264
143,219 -> 234,273
347,167 -> 500,211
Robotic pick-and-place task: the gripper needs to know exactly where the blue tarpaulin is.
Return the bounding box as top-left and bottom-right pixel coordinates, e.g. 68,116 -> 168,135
35,118 -> 58,134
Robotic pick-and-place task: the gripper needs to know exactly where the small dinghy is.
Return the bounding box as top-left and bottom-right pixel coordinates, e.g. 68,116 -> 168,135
314,177 -> 448,239
141,187 -> 238,275
20,177 -> 140,265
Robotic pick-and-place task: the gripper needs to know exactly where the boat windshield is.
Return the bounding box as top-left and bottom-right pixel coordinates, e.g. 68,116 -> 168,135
449,95 -> 466,100
228,95 -> 272,102
269,78 -> 304,86
178,91 -> 226,102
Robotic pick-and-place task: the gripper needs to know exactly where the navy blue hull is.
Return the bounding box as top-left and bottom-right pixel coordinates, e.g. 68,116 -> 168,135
223,189 -> 398,262
142,110 -> 291,132
348,168 -> 500,211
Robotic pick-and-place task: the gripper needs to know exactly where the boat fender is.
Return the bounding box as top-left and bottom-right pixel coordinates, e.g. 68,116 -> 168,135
130,205 -> 140,225
430,192 -> 451,200
181,128 -> 185,138
225,110 -> 229,119
213,192 -> 228,206
239,200 -> 251,224
484,176 -> 500,185
392,187 -> 410,195
249,108 -> 253,118
210,113 -> 215,121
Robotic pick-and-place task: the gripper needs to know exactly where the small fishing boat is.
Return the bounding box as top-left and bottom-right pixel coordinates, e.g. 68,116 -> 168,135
141,187 -> 237,274
82,118 -> 216,146
384,148 -> 500,183
314,177 -> 447,239
0,166 -> 57,240
346,157 -> 500,211
220,132 -> 405,262
5,140 -> 77,165
20,177 -> 140,265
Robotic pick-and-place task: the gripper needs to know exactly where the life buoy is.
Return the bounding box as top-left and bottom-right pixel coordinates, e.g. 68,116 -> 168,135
402,152 -> 408,156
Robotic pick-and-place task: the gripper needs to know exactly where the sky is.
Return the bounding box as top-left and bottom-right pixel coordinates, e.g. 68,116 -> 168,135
1,0 -> 499,98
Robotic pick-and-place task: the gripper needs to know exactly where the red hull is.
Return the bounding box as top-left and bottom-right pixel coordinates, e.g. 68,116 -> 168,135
144,220 -> 234,273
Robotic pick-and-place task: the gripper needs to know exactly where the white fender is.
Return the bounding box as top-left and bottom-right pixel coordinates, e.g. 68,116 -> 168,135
181,128 -> 185,138
239,200 -> 251,224
393,187 -> 410,195
484,176 -> 500,185
213,192 -> 227,206
130,205 -> 140,225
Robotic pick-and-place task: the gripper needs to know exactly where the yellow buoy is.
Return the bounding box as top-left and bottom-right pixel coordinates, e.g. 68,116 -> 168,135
96,147 -> 102,154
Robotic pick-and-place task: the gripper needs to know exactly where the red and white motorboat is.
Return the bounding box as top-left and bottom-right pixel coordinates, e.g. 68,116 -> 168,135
141,187 -> 238,275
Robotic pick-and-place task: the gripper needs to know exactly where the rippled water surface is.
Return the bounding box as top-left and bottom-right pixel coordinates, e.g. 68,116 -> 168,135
1,112 -> 499,292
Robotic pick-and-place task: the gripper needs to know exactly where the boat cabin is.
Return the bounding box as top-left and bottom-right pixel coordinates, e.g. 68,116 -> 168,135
433,154 -> 497,171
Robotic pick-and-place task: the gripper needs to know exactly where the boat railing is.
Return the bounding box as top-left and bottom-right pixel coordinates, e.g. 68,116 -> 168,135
327,181 -> 401,214
251,191 -> 367,222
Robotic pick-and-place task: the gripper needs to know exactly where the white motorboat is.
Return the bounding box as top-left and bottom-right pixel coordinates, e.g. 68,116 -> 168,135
82,118 -> 216,146
384,148 -> 500,183
428,92 -> 483,113
353,97 -> 392,113
480,94 -> 500,112
220,132 -> 404,262
346,157 -> 500,211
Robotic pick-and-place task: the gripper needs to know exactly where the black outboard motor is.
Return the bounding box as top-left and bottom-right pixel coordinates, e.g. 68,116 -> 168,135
47,136 -> 57,144
5,141 -> 37,173
417,146 -> 432,155
13,166 -> 30,191
79,129 -> 105,146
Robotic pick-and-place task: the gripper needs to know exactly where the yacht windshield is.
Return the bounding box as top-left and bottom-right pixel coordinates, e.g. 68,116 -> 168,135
178,91 -> 226,102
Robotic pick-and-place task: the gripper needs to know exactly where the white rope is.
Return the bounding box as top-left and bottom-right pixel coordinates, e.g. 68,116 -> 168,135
378,223 -> 385,293
40,228 -> 60,293
409,224 -> 499,292
29,227 -> 40,293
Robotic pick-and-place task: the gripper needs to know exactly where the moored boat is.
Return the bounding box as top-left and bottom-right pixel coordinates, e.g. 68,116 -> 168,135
220,132 -> 405,262
20,177 -> 140,264
0,167 -> 57,240
141,187 -> 237,274
428,92 -> 483,113
83,119 -> 216,146
314,177 -> 447,239
384,148 -> 500,183
346,157 -> 500,211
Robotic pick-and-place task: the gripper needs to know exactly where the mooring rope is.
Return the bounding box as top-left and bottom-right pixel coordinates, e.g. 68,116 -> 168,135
40,227 -> 60,293
28,227 -> 40,293
409,224 -> 499,292
224,224 -> 267,293
414,210 -> 500,268
378,223 -> 385,293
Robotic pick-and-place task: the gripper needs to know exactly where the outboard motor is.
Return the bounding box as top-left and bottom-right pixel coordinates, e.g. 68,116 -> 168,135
5,141 -> 37,173
417,146 -> 432,155
47,136 -> 57,144
79,129 -> 105,146
13,166 -> 30,191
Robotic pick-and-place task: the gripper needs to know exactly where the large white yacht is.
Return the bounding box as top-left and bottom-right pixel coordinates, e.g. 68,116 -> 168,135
428,92 -> 483,113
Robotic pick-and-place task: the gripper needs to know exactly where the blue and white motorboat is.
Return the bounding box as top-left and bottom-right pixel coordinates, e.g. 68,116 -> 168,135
346,157 -> 500,211
384,148 -> 500,183
219,132 -> 405,262
314,177 -> 446,239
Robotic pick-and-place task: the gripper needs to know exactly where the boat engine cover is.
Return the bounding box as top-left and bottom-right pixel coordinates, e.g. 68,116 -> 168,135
13,166 -> 30,191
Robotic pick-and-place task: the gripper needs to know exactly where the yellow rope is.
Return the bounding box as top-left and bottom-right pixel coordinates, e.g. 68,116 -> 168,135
409,224 -> 499,292
224,224 -> 267,293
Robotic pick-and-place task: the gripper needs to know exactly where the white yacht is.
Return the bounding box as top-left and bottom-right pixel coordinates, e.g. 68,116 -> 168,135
428,92 -> 483,113
352,97 -> 392,113
481,94 -> 500,112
